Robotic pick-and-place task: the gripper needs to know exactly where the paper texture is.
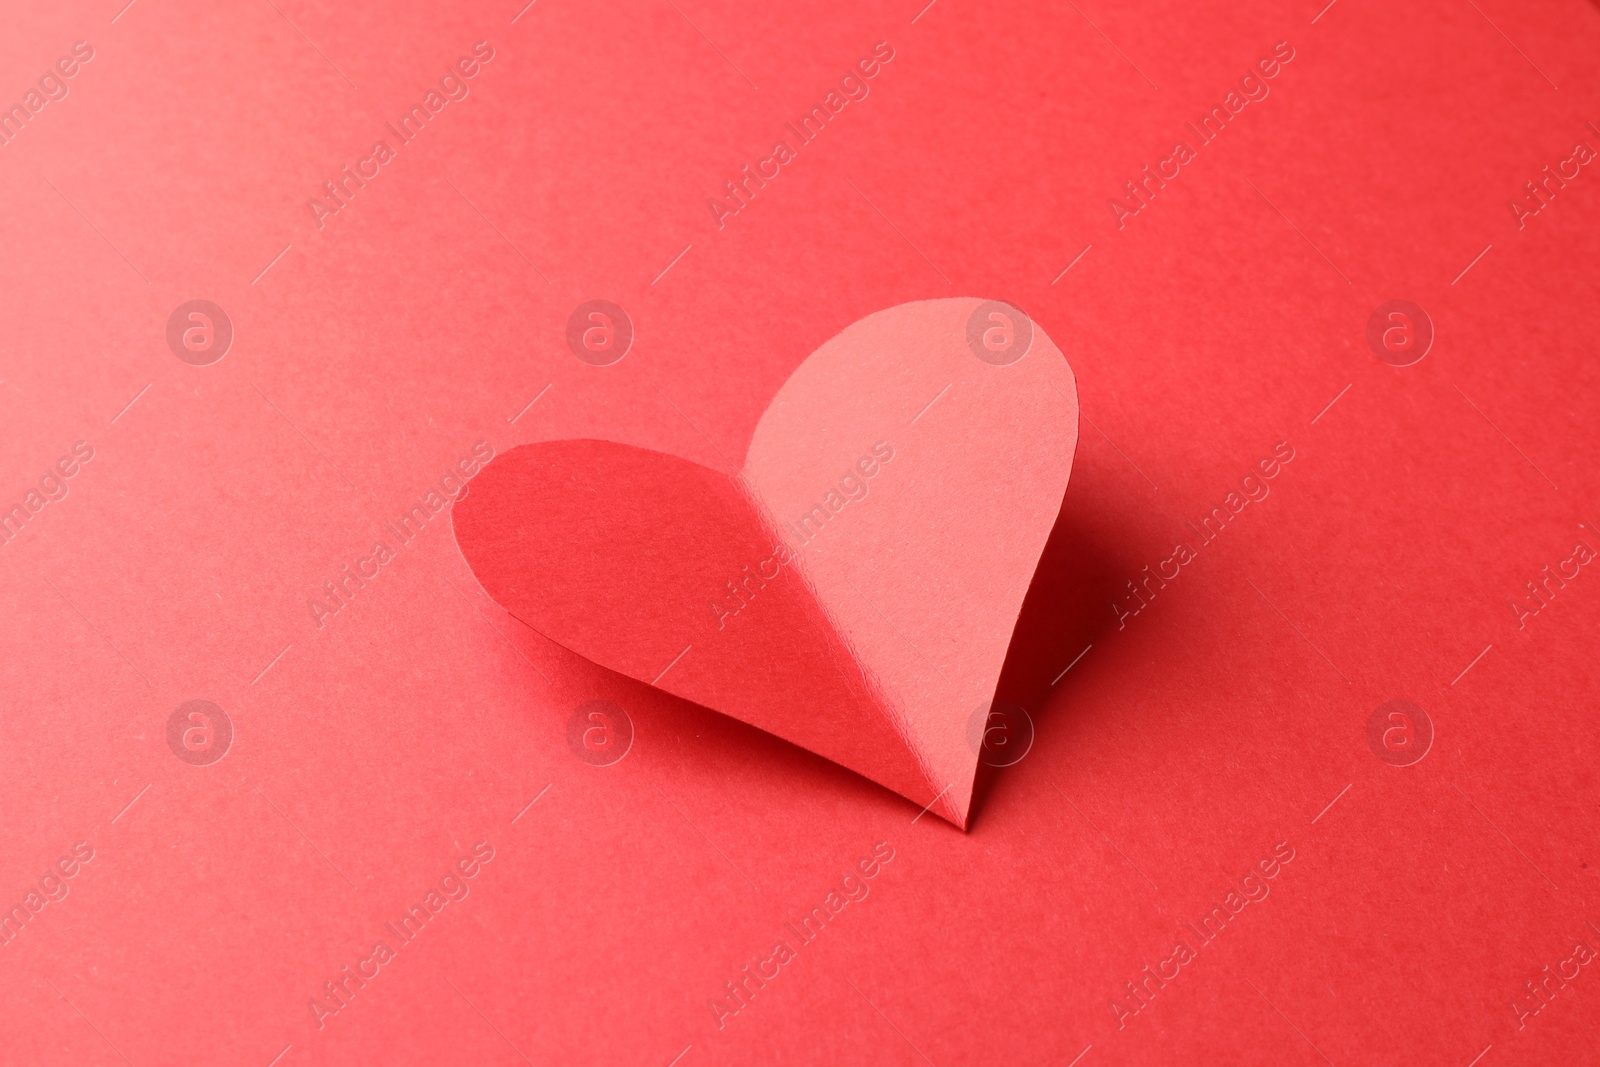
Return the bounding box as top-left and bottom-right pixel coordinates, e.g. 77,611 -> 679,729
2,1 -> 1599,1064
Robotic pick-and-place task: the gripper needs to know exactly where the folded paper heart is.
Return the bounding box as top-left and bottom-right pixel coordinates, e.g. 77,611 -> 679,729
453,298 -> 1078,827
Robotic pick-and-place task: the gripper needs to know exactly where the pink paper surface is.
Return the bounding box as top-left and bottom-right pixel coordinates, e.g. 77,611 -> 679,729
3,1 -> 1600,1064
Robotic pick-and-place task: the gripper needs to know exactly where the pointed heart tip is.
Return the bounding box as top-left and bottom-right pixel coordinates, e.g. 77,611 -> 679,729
918,782 -> 973,831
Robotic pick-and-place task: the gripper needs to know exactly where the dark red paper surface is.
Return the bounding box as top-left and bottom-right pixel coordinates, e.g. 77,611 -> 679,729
3,0 -> 1600,1064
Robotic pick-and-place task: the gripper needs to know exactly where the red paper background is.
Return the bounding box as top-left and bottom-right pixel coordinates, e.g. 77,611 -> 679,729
2,0 -> 1599,1063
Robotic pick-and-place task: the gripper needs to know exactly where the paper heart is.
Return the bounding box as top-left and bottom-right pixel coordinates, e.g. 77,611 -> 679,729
454,298 -> 1077,827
